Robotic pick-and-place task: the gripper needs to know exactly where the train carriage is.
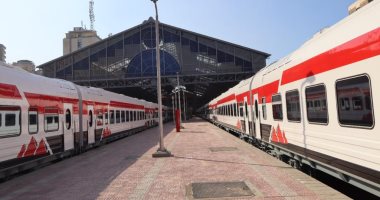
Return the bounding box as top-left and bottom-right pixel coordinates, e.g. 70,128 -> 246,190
0,62 -> 162,178
204,1 -> 380,196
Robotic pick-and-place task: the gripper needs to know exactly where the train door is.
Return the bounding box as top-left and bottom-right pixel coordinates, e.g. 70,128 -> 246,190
87,105 -> 95,144
239,102 -> 246,133
63,103 -> 74,151
244,98 -> 249,135
253,94 -> 261,139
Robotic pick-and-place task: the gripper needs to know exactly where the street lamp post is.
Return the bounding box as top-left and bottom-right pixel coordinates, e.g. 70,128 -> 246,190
176,72 -> 182,127
151,0 -> 171,158
183,89 -> 186,121
171,95 -> 175,124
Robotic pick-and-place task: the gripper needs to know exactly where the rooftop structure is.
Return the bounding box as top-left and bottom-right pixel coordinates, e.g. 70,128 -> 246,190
63,27 -> 101,55
39,18 -> 270,108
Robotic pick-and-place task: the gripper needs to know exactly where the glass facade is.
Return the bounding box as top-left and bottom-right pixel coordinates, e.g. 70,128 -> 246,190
39,19 -> 269,84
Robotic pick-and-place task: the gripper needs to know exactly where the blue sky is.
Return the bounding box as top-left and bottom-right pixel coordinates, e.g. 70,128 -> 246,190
0,0 -> 354,66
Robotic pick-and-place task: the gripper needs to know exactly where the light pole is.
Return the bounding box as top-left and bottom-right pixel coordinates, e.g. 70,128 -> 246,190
151,0 -> 171,157
171,95 -> 175,124
183,89 -> 186,121
176,72 -> 182,127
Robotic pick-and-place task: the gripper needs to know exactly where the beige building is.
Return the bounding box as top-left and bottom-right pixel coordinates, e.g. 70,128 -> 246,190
13,60 -> 35,73
0,44 -> 6,62
349,0 -> 373,14
63,27 -> 101,55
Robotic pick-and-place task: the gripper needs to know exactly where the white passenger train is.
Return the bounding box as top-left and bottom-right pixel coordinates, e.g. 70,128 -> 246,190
0,62 -> 171,178
201,1 -> 380,196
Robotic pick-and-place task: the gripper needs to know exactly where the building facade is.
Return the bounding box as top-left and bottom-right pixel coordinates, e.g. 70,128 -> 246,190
12,60 -> 35,73
0,44 -> 6,62
63,27 -> 101,55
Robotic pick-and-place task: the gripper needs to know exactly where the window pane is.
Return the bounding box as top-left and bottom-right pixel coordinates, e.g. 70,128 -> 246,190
306,85 -> 328,123
262,98 -> 267,120
121,110 -> 126,122
116,110 -> 121,123
89,110 -> 93,127
45,115 -> 59,131
65,109 -> 71,129
110,110 -> 115,124
105,111 -> 108,125
126,111 -> 130,122
29,110 -> 38,133
0,106 -> 21,136
97,110 -> 103,126
29,113 -> 37,125
5,114 -> 16,126
286,90 -> 301,122
272,94 -> 283,120
336,75 -> 373,127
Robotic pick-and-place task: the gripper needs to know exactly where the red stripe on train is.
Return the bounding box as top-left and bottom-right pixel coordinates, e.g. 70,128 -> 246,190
0,83 -> 22,99
281,27 -> 380,85
110,101 -> 144,110
217,94 -> 236,105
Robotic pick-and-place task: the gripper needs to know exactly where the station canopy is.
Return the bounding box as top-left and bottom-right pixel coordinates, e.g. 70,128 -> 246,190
38,17 -> 270,110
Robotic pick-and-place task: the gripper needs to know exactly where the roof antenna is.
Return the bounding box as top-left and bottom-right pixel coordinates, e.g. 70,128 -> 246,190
89,0 -> 95,30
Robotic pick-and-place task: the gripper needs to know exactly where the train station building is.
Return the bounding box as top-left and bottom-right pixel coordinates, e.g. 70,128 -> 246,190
38,18 -> 270,109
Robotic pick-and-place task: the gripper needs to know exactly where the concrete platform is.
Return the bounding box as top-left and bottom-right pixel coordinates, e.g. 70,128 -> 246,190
0,118 -> 349,200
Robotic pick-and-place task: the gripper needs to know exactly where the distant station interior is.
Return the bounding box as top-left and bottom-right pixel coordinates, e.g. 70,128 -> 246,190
38,17 -> 269,112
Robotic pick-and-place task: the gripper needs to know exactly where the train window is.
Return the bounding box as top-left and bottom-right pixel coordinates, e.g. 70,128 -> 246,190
336,75 -> 373,127
0,106 -> 21,137
6,114 -> 16,126
272,94 -> 283,120
116,110 -> 121,123
234,103 -> 237,117
126,111 -> 130,122
104,111 -> 108,125
306,85 -> 328,124
110,110 -> 115,124
245,102 -> 248,118
44,108 -> 59,132
239,107 -> 243,117
96,110 -> 103,126
121,110 -> 126,122
262,98 -> 267,120
286,90 -> 301,122
65,109 -> 71,130
89,110 -> 93,127
254,100 -> 259,119
29,108 -> 38,134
